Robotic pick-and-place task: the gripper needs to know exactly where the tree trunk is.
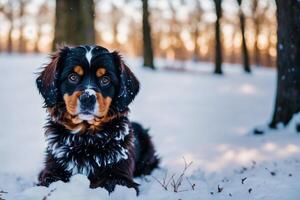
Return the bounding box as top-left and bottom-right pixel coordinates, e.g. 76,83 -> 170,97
269,0 -> 300,128
266,31 -> 273,67
230,31 -> 237,63
111,4 -> 120,50
142,0 -> 155,69
254,19 -> 260,67
52,0 -> 95,50
214,0 -> 223,74
34,26 -> 42,53
238,5 -> 251,73
18,0 -> 26,53
252,0 -> 261,67
7,14 -> 13,53
192,25 -> 200,61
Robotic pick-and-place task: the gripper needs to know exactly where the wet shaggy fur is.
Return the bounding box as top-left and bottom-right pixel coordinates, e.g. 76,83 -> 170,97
36,45 -> 159,194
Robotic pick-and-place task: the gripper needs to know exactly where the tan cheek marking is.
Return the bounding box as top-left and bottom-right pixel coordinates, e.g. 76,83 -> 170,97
74,66 -> 84,76
95,93 -> 112,117
47,106 -> 86,133
63,91 -> 82,115
63,113 -> 85,132
71,115 -> 83,124
96,68 -> 106,77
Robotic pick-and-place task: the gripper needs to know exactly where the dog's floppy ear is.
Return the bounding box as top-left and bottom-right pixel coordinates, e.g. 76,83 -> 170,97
112,52 -> 140,112
36,46 -> 69,107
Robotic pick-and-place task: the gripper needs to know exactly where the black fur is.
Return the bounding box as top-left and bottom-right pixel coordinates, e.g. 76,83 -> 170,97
132,122 -> 160,177
36,45 -> 159,194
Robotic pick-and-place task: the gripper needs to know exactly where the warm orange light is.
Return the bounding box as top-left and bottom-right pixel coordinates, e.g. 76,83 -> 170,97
270,34 -> 277,45
200,45 -> 208,55
101,31 -> 113,44
269,47 -> 276,57
234,33 -> 242,48
166,49 -> 175,60
117,33 -> 127,44
160,38 -> 169,50
258,34 -> 268,50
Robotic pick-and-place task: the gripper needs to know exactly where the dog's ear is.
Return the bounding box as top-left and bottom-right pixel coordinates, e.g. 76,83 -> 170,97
112,52 -> 140,112
36,46 -> 69,107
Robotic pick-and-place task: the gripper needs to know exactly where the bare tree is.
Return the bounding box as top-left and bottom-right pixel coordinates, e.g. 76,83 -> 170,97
18,0 -> 29,53
237,0 -> 250,73
34,2 -> 50,52
142,0 -> 155,69
127,17 -> 142,56
168,0 -> 186,61
269,0 -> 300,128
53,0 -> 95,49
190,0 -> 203,61
1,1 -> 14,53
110,3 -> 123,50
251,0 -> 270,67
213,0 -> 223,74
230,29 -> 238,63
0,7 -> 2,52
251,0 -> 260,67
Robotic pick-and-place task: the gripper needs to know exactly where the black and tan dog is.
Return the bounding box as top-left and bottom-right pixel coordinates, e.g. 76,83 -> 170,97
36,45 -> 159,194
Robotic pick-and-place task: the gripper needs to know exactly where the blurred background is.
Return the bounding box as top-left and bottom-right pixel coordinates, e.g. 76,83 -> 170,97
0,0 -> 277,68
1,0 -> 300,199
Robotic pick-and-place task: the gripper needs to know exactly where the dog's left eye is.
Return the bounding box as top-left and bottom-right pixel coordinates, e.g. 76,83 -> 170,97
68,73 -> 80,84
99,76 -> 111,87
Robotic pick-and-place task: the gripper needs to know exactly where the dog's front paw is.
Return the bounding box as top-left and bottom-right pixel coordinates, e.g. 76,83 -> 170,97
38,169 -> 69,187
118,179 -> 140,196
90,178 -> 139,195
38,169 -> 58,187
104,178 -> 140,195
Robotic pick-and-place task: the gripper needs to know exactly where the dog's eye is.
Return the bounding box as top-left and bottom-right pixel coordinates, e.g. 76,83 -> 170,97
99,76 -> 111,87
68,73 -> 80,84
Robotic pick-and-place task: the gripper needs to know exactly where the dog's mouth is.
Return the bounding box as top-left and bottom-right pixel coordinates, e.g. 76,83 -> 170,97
78,113 -> 95,121
77,111 -> 102,121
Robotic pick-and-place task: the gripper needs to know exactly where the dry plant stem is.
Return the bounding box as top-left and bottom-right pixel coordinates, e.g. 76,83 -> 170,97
152,171 -> 175,191
186,177 -> 196,190
170,157 -> 193,193
152,157 -> 193,193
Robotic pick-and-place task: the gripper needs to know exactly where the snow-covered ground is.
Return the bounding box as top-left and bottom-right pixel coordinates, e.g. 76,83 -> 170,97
0,54 -> 300,200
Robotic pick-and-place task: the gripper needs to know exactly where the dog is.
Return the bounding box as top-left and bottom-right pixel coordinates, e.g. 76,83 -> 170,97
36,45 -> 159,194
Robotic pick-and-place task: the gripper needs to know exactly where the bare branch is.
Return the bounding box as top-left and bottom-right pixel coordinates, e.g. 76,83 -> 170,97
169,157 -> 193,192
186,177 -> 196,190
151,171 -> 175,191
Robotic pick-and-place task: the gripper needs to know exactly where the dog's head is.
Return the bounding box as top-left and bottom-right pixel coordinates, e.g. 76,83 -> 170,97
36,45 -> 139,129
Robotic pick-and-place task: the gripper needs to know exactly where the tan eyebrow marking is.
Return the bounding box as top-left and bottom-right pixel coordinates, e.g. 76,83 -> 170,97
96,68 -> 106,77
74,66 -> 84,76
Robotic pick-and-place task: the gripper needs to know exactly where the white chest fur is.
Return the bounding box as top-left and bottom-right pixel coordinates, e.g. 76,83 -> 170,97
46,123 -> 131,176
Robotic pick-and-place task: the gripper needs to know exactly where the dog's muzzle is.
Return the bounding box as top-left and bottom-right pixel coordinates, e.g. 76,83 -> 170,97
79,89 -> 96,112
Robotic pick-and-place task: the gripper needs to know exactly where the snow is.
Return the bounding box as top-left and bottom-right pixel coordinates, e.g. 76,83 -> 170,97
0,54 -> 300,200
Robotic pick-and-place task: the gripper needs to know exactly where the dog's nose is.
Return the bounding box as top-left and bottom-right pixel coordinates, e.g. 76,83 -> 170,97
79,89 -> 96,111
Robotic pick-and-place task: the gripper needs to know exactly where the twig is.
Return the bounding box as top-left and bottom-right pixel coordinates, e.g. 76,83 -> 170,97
186,177 -> 196,190
241,177 -> 247,184
152,157 -> 194,193
170,157 -> 193,193
152,171 -> 175,191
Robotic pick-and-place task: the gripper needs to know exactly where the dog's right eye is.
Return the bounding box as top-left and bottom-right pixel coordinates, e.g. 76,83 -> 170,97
68,73 -> 80,84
